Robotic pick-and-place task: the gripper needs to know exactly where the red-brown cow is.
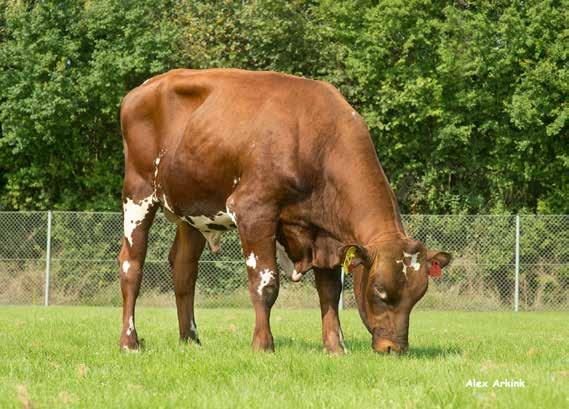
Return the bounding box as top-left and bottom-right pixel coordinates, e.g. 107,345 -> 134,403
118,68 -> 451,354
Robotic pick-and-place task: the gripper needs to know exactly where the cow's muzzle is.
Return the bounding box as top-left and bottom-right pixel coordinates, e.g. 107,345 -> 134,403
372,337 -> 408,355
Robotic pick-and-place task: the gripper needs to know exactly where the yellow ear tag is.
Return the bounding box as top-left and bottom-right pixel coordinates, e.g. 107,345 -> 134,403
343,246 -> 357,274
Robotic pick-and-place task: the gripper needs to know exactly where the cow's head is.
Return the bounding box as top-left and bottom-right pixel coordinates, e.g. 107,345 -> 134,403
341,239 -> 450,354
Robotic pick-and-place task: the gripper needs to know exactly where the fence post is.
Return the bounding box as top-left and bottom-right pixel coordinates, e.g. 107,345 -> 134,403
44,210 -> 52,307
514,214 -> 520,312
339,268 -> 344,311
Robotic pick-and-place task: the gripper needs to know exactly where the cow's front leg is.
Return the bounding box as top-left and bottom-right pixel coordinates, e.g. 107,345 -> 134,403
230,198 -> 279,352
169,222 -> 206,344
314,267 -> 346,354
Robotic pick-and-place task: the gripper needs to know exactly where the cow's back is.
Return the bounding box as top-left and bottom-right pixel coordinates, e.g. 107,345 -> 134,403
120,69 -> 363,216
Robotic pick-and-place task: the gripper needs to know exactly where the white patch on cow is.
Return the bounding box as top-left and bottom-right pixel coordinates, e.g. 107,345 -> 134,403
257,269 -> 274,296
162,193 -> 174,213
191,319 -> 198,338
214,212 -> 236,227
227,210 -> 237,225
122,260 -> 131,276
153,157 -> 160,180
186,215 -> 212,230
185,213 -> 235,231
226,204 -> 237,225
142,78 -> 150,85
123,193 -> 157,247
352,111 -> 356,117
291,269 -> 304,282
396,259 -> 408,279
339,328 -> 347,353
406,252 -> 421,270
181,212 -> 237,253
276,242 -> 295,278
246,252 -> 258,269
126,316 -> 135,336
396,251 -> 421,279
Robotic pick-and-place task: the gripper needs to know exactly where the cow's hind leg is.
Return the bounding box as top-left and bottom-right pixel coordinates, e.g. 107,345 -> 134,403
314,267 -> 346,354
118,186 -> 159,351
228,195 -> 280,352
169,222 -> 206,344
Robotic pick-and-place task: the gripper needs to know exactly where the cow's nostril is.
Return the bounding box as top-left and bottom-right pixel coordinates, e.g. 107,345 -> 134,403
373,338 -> 404,354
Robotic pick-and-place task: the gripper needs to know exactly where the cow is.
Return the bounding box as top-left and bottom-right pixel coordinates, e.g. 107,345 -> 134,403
118,68 -> 451,355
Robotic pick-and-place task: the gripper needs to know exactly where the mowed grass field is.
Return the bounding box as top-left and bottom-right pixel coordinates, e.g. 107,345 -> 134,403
0,307 -> 567,409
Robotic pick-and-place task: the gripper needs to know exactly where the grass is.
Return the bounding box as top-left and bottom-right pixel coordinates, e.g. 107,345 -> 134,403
0,307 -> 567,409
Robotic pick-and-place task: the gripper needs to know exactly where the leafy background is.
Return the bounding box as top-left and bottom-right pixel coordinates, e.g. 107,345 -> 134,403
0,0 -> 567,214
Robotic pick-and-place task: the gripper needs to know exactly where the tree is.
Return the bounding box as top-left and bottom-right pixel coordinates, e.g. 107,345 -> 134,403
0,0 -> 567,214
0,0 -> 185,210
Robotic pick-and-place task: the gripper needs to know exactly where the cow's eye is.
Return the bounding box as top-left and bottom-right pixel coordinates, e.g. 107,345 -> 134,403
373,285 -> 388,301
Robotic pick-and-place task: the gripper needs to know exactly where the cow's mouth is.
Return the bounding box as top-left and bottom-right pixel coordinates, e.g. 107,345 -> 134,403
372,337 -> 408,354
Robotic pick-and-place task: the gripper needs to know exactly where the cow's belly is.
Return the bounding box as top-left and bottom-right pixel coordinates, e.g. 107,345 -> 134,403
154,147 -> 241,252
163,206 -> 237,253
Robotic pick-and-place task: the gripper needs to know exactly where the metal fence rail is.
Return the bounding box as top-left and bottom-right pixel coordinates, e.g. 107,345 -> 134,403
0,211 -> 567,310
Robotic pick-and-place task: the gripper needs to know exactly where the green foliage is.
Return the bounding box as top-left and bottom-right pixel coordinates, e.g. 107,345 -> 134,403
317,0 -> 568,213
0,0 -> 184,210
0,0 -> 567,213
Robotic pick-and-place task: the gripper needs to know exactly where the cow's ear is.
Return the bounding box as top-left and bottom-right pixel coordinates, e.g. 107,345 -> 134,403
339,245 -> 369,273
427,251 -> 451,277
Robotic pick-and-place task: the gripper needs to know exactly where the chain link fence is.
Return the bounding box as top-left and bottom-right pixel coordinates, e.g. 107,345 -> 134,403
0,211 -> 567,310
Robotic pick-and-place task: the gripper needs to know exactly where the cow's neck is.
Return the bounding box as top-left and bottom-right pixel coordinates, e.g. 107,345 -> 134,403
322,143 -> 406,246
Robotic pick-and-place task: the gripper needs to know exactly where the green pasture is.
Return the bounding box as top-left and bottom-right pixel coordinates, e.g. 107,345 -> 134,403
0,307 -> 567,408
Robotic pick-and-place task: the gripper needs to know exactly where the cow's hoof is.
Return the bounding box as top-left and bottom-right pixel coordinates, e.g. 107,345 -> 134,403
180,336 -> 201,346
252,343 -> 275,353
324,344 -> 347,355
252,334 -> 275,352
323,332 -> 347,355
120,333 -> 141,352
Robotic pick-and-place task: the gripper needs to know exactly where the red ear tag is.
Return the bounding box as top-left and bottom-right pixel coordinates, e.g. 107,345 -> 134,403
429,261 -> 442,277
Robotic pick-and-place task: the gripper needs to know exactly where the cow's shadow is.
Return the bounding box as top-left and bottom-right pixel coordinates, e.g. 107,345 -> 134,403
275,336 -> 326,353
402,345 -> 463,359
346,339 -> 462,358
276,336 -> 462,358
